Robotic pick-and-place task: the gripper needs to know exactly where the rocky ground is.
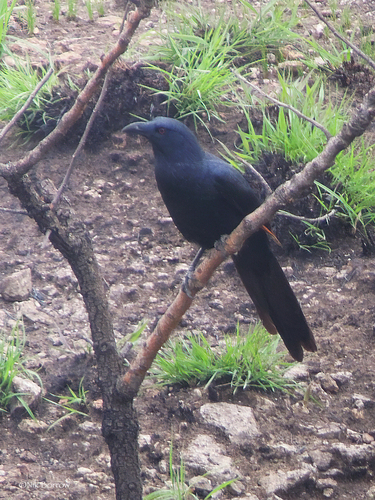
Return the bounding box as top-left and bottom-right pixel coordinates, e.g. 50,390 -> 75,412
1,0 -> 375,499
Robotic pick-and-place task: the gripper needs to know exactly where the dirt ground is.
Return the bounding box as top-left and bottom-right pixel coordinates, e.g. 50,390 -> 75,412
1,0 -> 375,499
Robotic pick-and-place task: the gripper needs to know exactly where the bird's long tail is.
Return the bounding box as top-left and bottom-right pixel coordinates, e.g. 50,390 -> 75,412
232,232 -> 317,362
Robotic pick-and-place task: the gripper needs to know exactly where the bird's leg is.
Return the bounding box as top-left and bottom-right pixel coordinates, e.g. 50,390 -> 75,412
182,247 -> 205,299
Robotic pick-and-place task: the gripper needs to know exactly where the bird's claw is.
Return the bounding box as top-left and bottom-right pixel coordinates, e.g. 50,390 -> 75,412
182,271 -> 194,299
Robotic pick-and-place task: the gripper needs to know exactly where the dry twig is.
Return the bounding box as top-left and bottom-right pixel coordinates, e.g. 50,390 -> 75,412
234,70 -> 332,140
305,0 -> 375,72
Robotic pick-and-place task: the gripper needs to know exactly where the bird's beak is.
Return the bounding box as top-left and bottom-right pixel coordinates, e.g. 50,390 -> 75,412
122,121 -> 150,137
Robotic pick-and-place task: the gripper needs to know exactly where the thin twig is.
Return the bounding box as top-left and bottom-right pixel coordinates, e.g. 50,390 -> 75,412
0,67 -> 54,146
278,208 -> 337,224
50,69 -> 112,211
0,207 -> 28,215
233,70 -> 332,140
304,0 -> 375,72
240,158 -> 273,197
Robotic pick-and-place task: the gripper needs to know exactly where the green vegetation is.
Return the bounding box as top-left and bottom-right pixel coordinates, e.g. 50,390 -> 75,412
85,0 -> 94,21
0,322 -> 41,417
96,0 -> 105,17
0,0 -> 17,57
45,377 -> 88,430
67,0 -> 77,20
52,0 -> 60,21
144,0 -> 301,128
25,0 -> 36,35
237,73 -> 348,164
150,323 -> 297,394
144,443 -> 236,500
0,57 -> 58,130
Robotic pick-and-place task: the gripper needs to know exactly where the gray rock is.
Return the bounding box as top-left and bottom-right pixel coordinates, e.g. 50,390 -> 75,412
315,372 -> 339,393
9,376 -> 42,417
18,419 -> 48,434
15,299 -> 52,324
309,450 -> 332,471
182,434 -> 238,479
331,442 -> 375,465
259,466 -> 314,495
315,423 -> 346,439
352,393 -> 374,409
283,363 -> 310,380
200,402 -> 260,445
330,371 -> 352,386
316,478 -> 338,490
0,268 -> 32,302
188,475 -> 212,496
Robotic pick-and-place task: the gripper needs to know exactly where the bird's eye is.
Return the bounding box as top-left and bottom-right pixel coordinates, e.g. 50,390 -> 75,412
158,127 -> 166,135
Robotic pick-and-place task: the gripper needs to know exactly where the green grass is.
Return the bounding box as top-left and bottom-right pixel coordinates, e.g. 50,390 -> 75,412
237,72 -> 349,164
150,323 -> 297,394
0,322 -> 42,417
25,0 -> 36,35
0,56 -> 58,130
85,0 -> 94,21
44,377 -> 89,430
144,0 -> 302,129
67,0 -> 77,20
0,0 -> 17,57
144,443 -> 235,500
52,0 -> 60,21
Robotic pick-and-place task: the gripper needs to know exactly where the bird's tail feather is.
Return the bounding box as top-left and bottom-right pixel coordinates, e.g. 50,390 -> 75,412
232,234 -> 317,362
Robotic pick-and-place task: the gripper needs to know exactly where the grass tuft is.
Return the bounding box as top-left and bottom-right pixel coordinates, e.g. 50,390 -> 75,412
150,323 -> 297,394
0,321 -> 42,417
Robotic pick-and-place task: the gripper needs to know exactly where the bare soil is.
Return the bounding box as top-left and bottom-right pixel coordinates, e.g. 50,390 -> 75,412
1,1 -> 375,499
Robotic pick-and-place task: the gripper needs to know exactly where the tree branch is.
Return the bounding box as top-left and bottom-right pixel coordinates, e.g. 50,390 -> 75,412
234,70 -> 332,140
305,0 -> 375,72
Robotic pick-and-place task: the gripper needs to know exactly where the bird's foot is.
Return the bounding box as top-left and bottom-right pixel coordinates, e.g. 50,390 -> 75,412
182,270 -> 194,299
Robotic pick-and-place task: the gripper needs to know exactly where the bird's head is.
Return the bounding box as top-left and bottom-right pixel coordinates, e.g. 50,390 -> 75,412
123,117 -> 204,163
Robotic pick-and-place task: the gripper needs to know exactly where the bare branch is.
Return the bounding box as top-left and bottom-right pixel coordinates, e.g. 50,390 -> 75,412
0,207 -> 28,215
0,67 -> 54,146
122,85 -> 375,398
234,70 -> 332,140
240,158 -> 273,197
278,208 -> 337,224
305,0 -> 375,72
50,69 -> 112,211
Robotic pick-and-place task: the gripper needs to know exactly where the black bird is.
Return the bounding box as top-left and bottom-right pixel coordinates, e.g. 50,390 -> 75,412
123,117 -> 317,361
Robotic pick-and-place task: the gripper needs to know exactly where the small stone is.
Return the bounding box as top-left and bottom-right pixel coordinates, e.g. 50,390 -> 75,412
18,419 -> 48,434
200,402 -> 260,445
189,475 -> 212,496
10,376 -> 42,417
158,459 -> 168,474
330,371 -> 352,386
75,467 -> 93,477
284,364 -> 310,380
309,450 -> 332,471
19,450 -> 37,463
139,434 -> 152,452
0,268 -> 32,301
353,393 -> 374,409
315,372 -> 339,393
